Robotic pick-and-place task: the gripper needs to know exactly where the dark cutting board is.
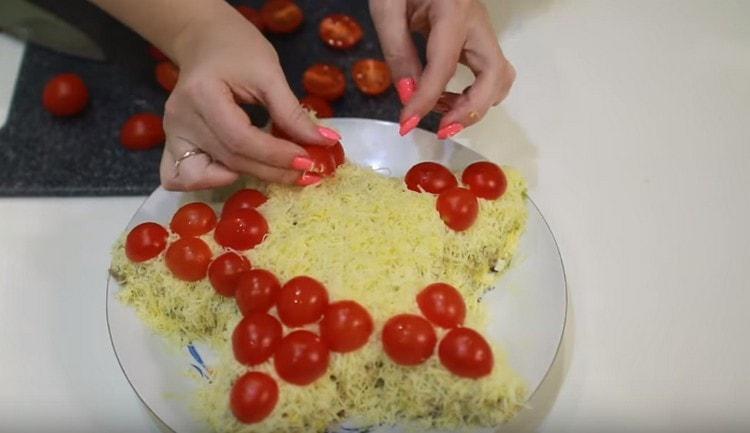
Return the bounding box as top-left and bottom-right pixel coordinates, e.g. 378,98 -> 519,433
0,0 -> 437,197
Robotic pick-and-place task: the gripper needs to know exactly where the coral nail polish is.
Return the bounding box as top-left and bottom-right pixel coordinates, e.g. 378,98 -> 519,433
396,77 -> 416,104
296,173 -> 322,187
399,115 -> 420,136
291,156 -> 315,171
437,123 -> 464,140
317,126 -> 341,141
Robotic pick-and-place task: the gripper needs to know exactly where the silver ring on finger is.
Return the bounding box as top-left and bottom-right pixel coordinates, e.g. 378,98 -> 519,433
174,149 -> 210,175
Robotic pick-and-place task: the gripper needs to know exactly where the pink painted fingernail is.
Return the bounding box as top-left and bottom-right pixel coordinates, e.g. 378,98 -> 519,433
296,173 -> 322,187
291,156 -> 315,171
317,126 -> 341,141
437,122 -> 464,140
399,115 -> 420,136
396,77 -> 416,104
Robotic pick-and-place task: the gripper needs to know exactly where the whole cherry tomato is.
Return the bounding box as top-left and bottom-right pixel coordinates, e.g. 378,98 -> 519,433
230,371 -> 278,424
155,61 -> 179,92
273,330 -> 330,386
214,209 -> 268,251
208,252 -> 251,297
164,237 -> 212,282
276,276 -> 329,327
120,113 -> 165,151
381,314 -> 437,366
461,161 -> 508,200
319,301 -> 374,353
222,189 -> 268,217
42,73 -> 89,117
436,187 -> 479,232
232,313 -> 283,366
416,283 -> 466,329
170,202 -> 217,237
438,327 -> 494,379
404,162 -> 458,194
125,222 -> 169,262
235,269 -> 282,315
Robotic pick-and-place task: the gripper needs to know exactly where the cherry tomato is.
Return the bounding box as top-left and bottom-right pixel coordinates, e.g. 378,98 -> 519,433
232,313 -> 283,366
303,64 -> 346,101
276,276 -> 329,327
170,202 -> 217,237
300,95 -> 334,118
222,189 -> 268,217
148,44 -> 169,61
319,14 -> 363,50
260,0 -> 303,34
236,269 -> 281,315
236,5 -> 265,31
208,252 -> 251,297
438,327 -> 494,379
125,222 -> 169,262
352,59 -> 392,96
155,61 -> 179,92
416,283 -> 466,329
404,162 -> 458,194
461,161 -> 508,200
381,314 -> 437,366
329,141 -> 345,167
436,187 -> 479,232
120,113 -> 165,151
214,209 -> 269,251
164,237 -> 213,282
42,73 -> 89,117
230,371 -> 278,424
302,145 -> 337,176
320,301 -> 373,353
273,330 -> 330,386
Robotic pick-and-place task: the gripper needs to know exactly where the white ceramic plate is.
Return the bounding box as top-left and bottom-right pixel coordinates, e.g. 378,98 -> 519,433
107,118 -> 567,433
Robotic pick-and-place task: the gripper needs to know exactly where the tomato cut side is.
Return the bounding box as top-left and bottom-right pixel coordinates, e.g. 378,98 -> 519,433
303,64 -> 346,101
352,59 -> 392,96
319,14 -> 363,50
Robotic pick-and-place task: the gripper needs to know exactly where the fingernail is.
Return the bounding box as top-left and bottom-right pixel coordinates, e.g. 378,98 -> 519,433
437,122 -> 464,140
396,77 -> 416,104
399,115 -> 420,136
317,126 -> 341,141
296,173 -> 322,187
291,156 -> 315,171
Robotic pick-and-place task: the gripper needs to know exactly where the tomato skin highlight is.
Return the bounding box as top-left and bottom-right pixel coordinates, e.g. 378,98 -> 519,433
230,371 -> 279,424
232,313 -> 283,366
235,269 -> 282,315
319,14 -> 363,50
404,162 -> 458,194
417,282 -> 466,329
381,314 -> 437,366
352,59 -> 392,96
276,276 -> 329,327
170,202 -> 217,237
320,301 -> 374,353
43,73 -> 89,117
164,237 -> 213,282
438,327 -> 494,379
436,187 -> 479,232
214,209 -> 269,251
273,330 -> 330,386
222,189 -> 268,217
125,222 -> 169,262
303,64 -> 346,101
461,161 -> 508,200
155,61 -> 179,92
208,252 -> 251,297
120,113 -> 165,151
260,0 -> 304,34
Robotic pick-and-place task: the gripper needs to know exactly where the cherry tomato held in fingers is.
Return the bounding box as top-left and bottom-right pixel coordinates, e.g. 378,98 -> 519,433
329,141 -> 345,167
303,64 -> 346,101
319,14 -> 363,50
302,145 -> 337,177
42,73 -> 89,117
155,61 -> 179,92
438,327 -> 494,379
276,276 -> 329,327
381,314 -> 437,366
436,187 -> 479,232
236,269 -> 282,315
352,59 -> 392,96
230,371 -> 279,424
125,222 -> 169,262
273,330 -> 330,386
120,113 -> 165,151
461,161 -> 508,200
208,252 -> 251,297
404,162 -> 458,194
165,237 -> 213,282
300,95 -> 334,118
320,301 -> 374,353
214,209 -> 269,251
236,5 -> 265,31
232,313 -> 283,366
170,202 -> 217,237
417,283 -> 466,329
222,189 -> 268,217
260,0 -> 303,34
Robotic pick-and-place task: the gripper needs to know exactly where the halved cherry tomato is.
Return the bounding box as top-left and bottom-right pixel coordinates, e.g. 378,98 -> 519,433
232,313 -> 283,366
164,237 -> 212,281
300,95 -> 334,118
416,283 -> 466,329
303,64 -> 346,101
208,252 -> 251,297
230,371 -> 278,424
404,162 -> 457,194
222,189 -> 268,217
320,301 -> 373,353
214,209 -> 268,250
273,330 -> 330,386
148,44 -> 169,61
260,0 -> 303,34
381,314 -> 437,366
155,61 -> 179,92
236,269 -> 281,315
170,202 -> 217,237
125,222 -> 169,262
236,5 -> 265,31
276,276 -> 329,327
461,161 -> 508,200
329,141 -> 345,167
302,145 -> 337,176
438,327 -> 493,378
120,113 -> 165,151
319,14 -> 363,50
42,73 -> 89,117
436,187 -> 479,232
352,59 -> 392,96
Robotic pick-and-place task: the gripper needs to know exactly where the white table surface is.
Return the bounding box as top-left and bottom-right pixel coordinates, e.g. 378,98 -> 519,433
1,1 -> 749,432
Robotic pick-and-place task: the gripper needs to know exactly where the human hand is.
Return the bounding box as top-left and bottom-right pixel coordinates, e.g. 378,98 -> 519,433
369,0 -> 516,139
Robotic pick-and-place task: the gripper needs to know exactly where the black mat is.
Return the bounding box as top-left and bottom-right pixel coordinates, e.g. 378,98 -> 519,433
0,0 -> 436,196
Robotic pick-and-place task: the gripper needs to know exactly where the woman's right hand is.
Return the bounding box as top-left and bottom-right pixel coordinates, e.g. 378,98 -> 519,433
159,3 -> 340,191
